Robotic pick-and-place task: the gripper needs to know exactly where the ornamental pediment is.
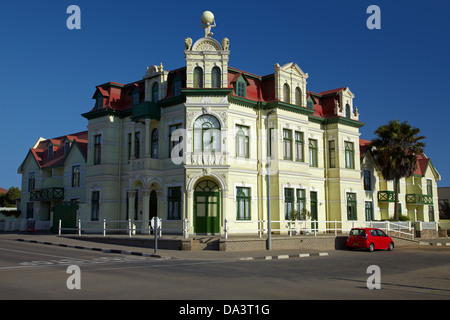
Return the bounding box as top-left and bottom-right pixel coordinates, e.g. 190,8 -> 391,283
192,37 -> 222,51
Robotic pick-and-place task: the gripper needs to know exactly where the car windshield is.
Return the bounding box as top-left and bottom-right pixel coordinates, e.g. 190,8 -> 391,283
350,229 -> 366,236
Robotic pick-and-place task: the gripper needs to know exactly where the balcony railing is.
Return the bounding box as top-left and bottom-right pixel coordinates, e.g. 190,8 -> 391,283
406,194 -> 433,205
377,191 -> 395,202
30,188 -> 64,201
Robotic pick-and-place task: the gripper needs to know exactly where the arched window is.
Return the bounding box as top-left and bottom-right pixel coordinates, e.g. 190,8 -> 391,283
295,87 -> 302,106
345,104 -> 351,118
193,115 -> 221,152
283,83 -> 290,103
151,129 -> 158,158
211,66 -> 221,88
194,67 -> 203,88
152,82 -> 159,102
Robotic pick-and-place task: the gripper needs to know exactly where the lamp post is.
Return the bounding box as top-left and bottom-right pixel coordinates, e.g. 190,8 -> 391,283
266,109 -> 275,250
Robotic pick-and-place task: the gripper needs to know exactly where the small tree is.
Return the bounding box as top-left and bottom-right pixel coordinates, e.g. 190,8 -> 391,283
1,187 -> 21,207
370,120 -> 425,221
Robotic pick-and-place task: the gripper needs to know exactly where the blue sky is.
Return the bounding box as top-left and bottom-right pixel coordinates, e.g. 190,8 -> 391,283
1,0 -> 449,189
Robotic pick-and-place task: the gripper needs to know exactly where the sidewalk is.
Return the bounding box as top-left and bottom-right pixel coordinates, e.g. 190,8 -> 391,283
0,232 -> 330,261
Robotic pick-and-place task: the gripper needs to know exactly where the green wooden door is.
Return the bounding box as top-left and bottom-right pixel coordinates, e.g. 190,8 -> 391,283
194,180 -> 220,234
51,202 -> 78,234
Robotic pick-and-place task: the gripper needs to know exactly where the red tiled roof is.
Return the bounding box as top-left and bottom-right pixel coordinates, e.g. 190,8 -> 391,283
84,65 -> 350,120
0,187 -> 8,194
26,131 -> 88,169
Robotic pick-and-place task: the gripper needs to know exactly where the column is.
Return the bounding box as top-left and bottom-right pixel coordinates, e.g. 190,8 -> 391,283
127,190 -> 136,235
145,119 -> 151,158
130,125 -> 136,160
142,189 -> 150,234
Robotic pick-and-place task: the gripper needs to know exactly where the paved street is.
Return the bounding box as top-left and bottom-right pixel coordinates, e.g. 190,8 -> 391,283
0,234 -> 449,302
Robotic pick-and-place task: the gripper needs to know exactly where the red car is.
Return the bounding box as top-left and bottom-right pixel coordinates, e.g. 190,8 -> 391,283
346,228 -> 394,252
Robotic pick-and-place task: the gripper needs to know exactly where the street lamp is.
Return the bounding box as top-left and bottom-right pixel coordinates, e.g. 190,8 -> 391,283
266,109 -> 276,250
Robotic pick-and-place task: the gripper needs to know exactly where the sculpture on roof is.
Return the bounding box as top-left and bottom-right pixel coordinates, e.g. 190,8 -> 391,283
201,11 -> 216,38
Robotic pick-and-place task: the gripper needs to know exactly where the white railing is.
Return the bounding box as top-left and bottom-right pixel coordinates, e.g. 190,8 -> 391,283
224,219 -> 415,240
58,218 -> 189,239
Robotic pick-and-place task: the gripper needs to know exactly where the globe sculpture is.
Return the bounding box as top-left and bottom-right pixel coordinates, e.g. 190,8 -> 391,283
201,11 -> 215,24
200,11 -> 216,38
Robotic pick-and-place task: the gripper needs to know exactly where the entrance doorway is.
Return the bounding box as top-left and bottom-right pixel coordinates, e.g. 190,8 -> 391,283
194,180 -> 220,234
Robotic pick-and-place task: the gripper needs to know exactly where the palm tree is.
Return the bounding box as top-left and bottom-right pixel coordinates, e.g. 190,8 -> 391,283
370,120 -> 425,221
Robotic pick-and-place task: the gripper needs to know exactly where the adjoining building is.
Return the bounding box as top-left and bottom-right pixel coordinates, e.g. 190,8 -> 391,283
17,12 -> 441,235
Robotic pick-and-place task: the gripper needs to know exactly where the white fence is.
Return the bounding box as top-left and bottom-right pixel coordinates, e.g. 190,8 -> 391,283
224,219 -> 423,240
58,218 -> 189,239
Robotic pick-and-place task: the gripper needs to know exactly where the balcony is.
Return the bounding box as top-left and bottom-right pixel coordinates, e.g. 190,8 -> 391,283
406,194 -> 433,205
30,188 -> 64,201
377,191 -> 395,203
131,102 -> 160,121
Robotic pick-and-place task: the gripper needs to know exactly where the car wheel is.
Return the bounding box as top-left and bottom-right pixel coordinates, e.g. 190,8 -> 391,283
368,243 -> 374,252
388,242 -> 394,251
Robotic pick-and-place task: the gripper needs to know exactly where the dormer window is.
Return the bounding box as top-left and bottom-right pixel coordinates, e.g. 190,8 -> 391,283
132,92 -> 140,105
48,143 -> 54,157
96,95 -> 103,109
235,76 -> 248,98
172,74 -> 182,96
307,96 -> 314,109
64,139 -> 71,154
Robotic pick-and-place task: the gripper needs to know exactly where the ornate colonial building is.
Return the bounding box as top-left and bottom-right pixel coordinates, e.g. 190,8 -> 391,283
18,12 -> 440,234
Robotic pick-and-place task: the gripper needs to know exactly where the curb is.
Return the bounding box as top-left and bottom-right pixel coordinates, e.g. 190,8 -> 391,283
240,252 -> 329,261
15,238 -> 330,261
15,238 -> 170,260
419,241 -> 450,246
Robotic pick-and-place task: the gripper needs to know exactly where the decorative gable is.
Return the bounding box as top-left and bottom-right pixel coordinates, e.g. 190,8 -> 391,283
274,62 -> 308,106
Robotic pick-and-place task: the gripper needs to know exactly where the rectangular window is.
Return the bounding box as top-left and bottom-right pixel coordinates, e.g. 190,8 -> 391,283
94,135 -> 102,165
345,141 -> 355,169
168,187 -> 182,220
427,179 -> 433,196
236,187 -> 251,220
329,140 -> 336,168
127,133 -> 132,160
365,201 -> 374,221
295,131 -> 304,162
347,193 -> 357,220
237,82 -> 245,97
283,129 -> 292,160
363,170 -> 371,191
268,128 -> 274,158
173,80 -> 182,96
96,96 -> 103,109
428,205 -> 435,221
134,132 -> 141,159
236,125 -> 249,158
296,189 -> 306,220
309,139 -> 318,167
169,124 -> 182,158
91,191 -> 100,221
28,172 -> 36,192
310,191 -> 318,221
26,202 -> 34,219
284,188 -> 295,219
132,92 -> 140,105
72,165 -> 81,188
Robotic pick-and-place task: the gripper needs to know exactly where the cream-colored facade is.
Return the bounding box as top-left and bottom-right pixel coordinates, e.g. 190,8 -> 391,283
17,16 -> 441,235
